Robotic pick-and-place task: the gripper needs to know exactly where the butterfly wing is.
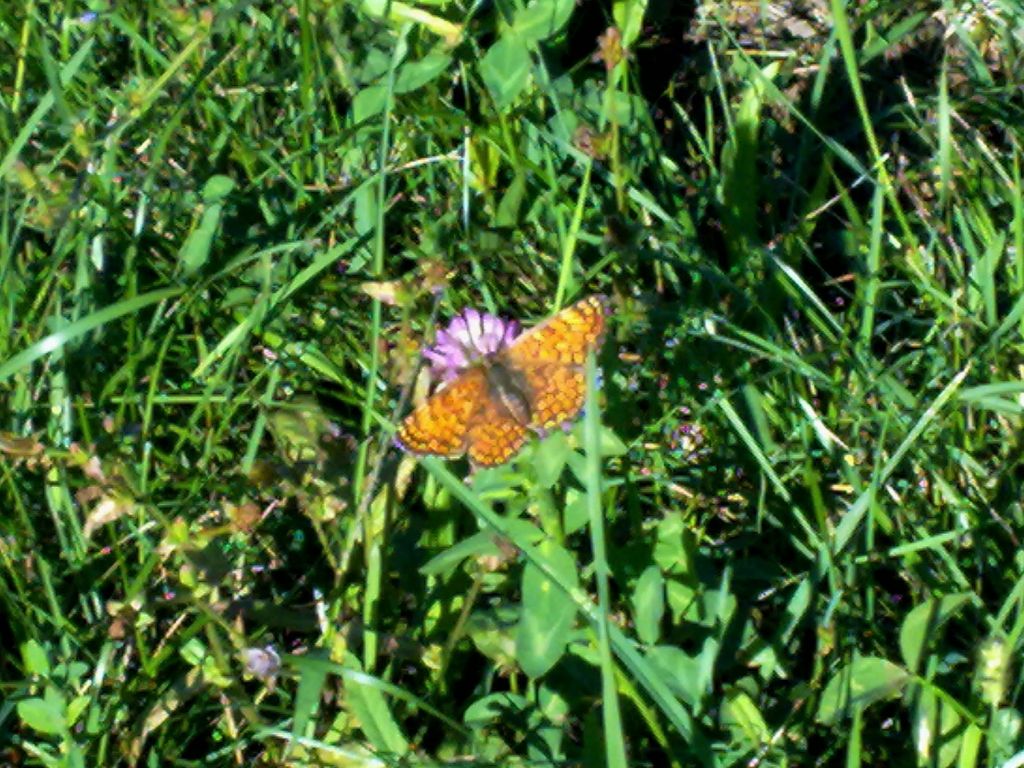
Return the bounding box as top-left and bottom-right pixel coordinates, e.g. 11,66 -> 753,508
517,364 -> 587,429
502,295 -> 609,429
503,294 -> 609,365
396,367 -> 487,458
465,394 -> 530,466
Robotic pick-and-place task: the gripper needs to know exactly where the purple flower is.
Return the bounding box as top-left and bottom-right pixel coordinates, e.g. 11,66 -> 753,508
422,307 -> 520,381
242,645 -> 281,681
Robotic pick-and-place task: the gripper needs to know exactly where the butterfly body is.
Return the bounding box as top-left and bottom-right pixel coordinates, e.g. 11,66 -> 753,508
482,355 -> 532,426
397,295 -> 609,467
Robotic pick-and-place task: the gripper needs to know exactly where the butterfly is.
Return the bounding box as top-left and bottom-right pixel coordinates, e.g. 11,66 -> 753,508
396,295 -> 610,466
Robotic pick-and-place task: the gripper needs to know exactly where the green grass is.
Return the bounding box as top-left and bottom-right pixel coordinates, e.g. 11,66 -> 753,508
3,1 -> 1024,766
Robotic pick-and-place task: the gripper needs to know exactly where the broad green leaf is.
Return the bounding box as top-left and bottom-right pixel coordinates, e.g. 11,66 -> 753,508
666,579 -> 697,624
466,607 -> 519,669
180,206 -> 222,276
721,688 -> 770,750
64,661 -> 90,686
704,587 -> 737,629
563,488 -> 588,535
419,519 -> 542,577
67,743 -> 86,768
531,722 -> 565,763
179,175 -> 234,276
495,172 -> 527,227
353,85 -> 387,120
604,90 -> 644,128
899,593 -> 972,673
816,656 -> 909,724
747,642 -> 782,680
516,540 -> 578,678
44,686 -> 68,716
421,457 -> 713,757
565,425 -> 627,481
465,691 -> 531,726
632,565 -> 665,645
179,637 -> 207,666
514,0 -> 574,43
538,684 -> 569,726
598,424 -> 628,456
653,512 -> 689,574
695,635 -> 720,709
780,578 -> 812,643
645,644 -> 707,707
479,35 -> 530,109
613,0 -> 648,47
66,695 -> 90,727
200,174 -> 234,203
395,51 -> 452,93
21,639 -> 50,677
532,430 -> 570,488
17,697 -> 66,735
467,135 -> 501,191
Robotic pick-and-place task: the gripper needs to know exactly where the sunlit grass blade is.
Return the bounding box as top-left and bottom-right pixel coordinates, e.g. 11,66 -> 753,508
0,39 -> 95,178
583,352 -> 627,768
834,365 -> 972,554
0,287 -> 182,383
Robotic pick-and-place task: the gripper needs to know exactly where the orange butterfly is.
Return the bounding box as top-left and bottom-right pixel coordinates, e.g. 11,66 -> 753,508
396,295 -> 610,466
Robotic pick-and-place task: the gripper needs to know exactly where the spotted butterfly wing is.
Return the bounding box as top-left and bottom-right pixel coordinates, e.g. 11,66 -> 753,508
502,294 -> 609,429
465,392 -> 530,466
395,367 -> 487,458
395,358 -> 532,467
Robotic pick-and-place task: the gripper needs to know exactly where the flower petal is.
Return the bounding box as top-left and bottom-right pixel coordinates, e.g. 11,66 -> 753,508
447,315 -> 470,344
421,305 -> 522,380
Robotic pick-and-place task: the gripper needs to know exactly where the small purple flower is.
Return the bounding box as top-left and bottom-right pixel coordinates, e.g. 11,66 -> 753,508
242,645 -> 282,681
422,307 -> 520,381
